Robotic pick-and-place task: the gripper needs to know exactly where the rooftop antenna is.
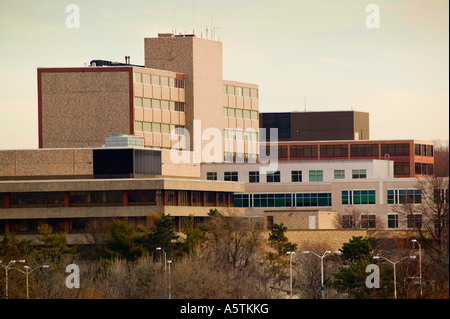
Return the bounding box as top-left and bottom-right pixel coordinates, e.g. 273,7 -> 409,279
304,96 -> 307,112
192,0 -> 195,35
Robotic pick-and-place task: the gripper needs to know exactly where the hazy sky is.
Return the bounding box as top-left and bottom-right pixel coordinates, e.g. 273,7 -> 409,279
0,0 -> 448,149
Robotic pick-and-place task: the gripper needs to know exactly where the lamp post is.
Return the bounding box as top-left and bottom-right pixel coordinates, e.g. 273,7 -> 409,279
167,260 -> 172,299
286,251 -> 295,297
11,264 -> 49,299
302,250 -> 341,286
0,260 -> 25,299
411,239 -> 422,296
373,255 -> 416,299
156,247 -> 167,297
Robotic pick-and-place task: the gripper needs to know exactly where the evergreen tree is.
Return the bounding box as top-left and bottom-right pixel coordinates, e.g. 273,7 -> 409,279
268,223 -> 297,255
35,224 -> 77,262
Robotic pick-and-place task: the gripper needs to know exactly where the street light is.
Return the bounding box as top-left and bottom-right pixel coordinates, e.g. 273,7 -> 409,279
286,251 -> 295,297
302,250 -> 341,286
11,264 -> 49,299
0,260 -> 25,299
167,260 -> 172,299
156,247 -> 167,297
411,239 -> 423,296
373,255 -> 416,299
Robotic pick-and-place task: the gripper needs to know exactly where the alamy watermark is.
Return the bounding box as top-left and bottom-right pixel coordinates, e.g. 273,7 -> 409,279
65,4 -> 80,29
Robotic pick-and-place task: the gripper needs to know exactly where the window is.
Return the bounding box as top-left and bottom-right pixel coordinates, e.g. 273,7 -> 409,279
278,146 -> 288,159
169,77 -> 176,88
387,189 -> 421,204
251,111 -> 258,120
169,101 -> 175,111
290,145 -> 318,158
175,102 -> 185,112
134,121 -> 143,131
320,145 -> 348,158
407,214 -> 422,229
342,190 -> 376,205
334,170 -> 345,179
133,73 -> 142,83
296,193 -> 332,207
134,97 -> 142,108
309,170 -> 323,182
350,144 -> 378,157
253,193 -> 292,208
227,108 -> 235,118
235,109 -> 243,119
388,214 -> 399,229
161,124 -> 170,134
152,122 -> 161,133
233,194 -> 250,207
143,122 -> 152,132
352,169 -> 367,179
227,85 -> 235,95
291,170 -> 302,182
243,110 -> 251,119
143,98 -> 151,108
381,143 -> 410,156
415,163 -> 434,175
143,74 -> 151,84
360,215 -> 376,228
223,85 -> 227,94
161,100 -> 169,110
235,87 -> 242,96
206,172 -> 217,180
250,88 -> 258,98
160,76 -> 169,87
152,99 -> 161,109
394,162 -> 410,176
249,171 -> 260,183
342,215 -> 354,229
266,171 -> 280,183
224,171 -> 238,182
415,144 -> 434,157
151,75 -> 160,86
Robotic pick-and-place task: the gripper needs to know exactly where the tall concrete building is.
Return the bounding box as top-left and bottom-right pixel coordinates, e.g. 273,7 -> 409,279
38,34 -> 259,163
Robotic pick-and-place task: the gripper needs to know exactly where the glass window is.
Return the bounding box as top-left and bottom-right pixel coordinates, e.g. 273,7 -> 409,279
161,123 -> 170,134
320,145 -> 348,158
296,193 -> 332,207
160,76 -> 169,87
224,171 -> 238,182
309,170 -> 323,182
249,171 -> 260,183
291,170 -> 302,182
251,88 -> 258,98
134,121 -> 143,131
142,74 -> 151,84
227,85 -> 235,95
143,122 -> 152,132
133,73 -> 142,83
243,87 -> 250,97
290,145 -> 318,158
266,171 -> 280,183
334,170 -> 345,179
243,110 -> 251,119
342,215 -> 354,229
361,215 -> 376,228
235,109 -> 243,119
175,102 -> 185,112
223,84 -> 227,94
143,98 -> 151,108
407,214 -> 422,229
251,111 -> 258,120
228,108 -> 235,117
388,214 -> 399,229
169,101 -> 175,111
352,169 -> 367,179
161,100 -> 169,110
235,87 -> 242,96
152,99 -> 161,109
234,194 -> 250,208
134,97 -> 142,108
152,122 -> 161,133
223,107 -> 228,117
350,144 -> 379,157
206,172 -> 217,181
151,75 -> 160,86
169,77 -> 176,88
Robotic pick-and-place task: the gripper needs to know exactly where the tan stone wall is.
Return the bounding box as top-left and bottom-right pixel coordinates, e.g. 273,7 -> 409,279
0,149 -> 93,179
40,69 -> 131,148
263,210 -> 339,230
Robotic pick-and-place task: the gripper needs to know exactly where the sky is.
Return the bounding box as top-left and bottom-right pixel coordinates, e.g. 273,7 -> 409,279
0,0 -> 448,149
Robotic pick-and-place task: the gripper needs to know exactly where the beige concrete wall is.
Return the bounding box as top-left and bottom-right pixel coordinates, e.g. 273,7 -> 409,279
263,210 -> 338,230
0,149 -> 93,179
40,69 -> 131,148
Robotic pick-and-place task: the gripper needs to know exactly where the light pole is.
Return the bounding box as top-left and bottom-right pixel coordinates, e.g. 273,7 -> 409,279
156,247 -> 167,297
11,264 -> 49,299
286,251 -> 295,297
302,250 -> 341,286
0,260 -> 25,299
411,239 -> 422,296
373,255 -> 416,299
167,260 -> 172,299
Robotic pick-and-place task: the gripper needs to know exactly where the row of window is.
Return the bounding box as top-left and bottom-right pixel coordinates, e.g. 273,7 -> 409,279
206,169 -> 367,183
0,190 -> 232,209
234,193 -> 332,208
223,152 -> 258,163
134,97 -> 185,112
414,144 -> 434,157
134,121 -> 185,135
223,85 -> 258,98
341,214 -> 424,229
223,107 -> 258,120
342,190 -> 376,205
262,143 -> 414,159
224,129 -> 258,142
134,73 -> 185,89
